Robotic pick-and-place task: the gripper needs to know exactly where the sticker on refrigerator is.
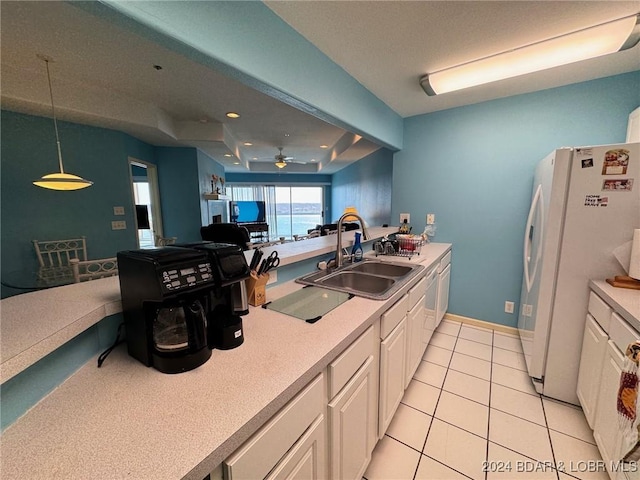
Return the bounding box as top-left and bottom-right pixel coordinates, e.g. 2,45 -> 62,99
581,158 -> 594,168
602,149 -> 630,175
584,195 -> 608,207
603,178 -> 634,191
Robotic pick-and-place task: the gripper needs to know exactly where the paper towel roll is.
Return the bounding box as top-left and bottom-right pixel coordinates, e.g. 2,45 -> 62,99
629,229 -> 640,280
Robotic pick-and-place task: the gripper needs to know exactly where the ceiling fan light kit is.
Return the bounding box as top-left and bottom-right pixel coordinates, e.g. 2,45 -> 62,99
33,54 -> 93,191
420,13 -> 640,96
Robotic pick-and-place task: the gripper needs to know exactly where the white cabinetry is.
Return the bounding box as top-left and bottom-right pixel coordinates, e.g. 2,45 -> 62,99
223,374 -> 326,480
436,251 -> 451,326
379,316 -> 407,439
578,288 -> 640,480
577,314 -> 608,428
593,340 -> 625,471
577,291 -> 613,428
327,325 -> 378,480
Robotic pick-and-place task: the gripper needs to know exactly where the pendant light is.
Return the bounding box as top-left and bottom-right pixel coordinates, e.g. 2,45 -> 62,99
33,54 -> 93,191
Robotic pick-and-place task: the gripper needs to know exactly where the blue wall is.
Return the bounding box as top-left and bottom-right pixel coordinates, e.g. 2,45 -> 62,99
331,148 -> 393,227
1,111 -> 225,297
197,149 -> 227,226
0,111 -> 151,297
393,71 -> 640,327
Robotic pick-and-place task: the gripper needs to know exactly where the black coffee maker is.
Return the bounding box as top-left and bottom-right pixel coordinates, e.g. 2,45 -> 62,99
176,242 -> 250,350
117,247 -> 215,373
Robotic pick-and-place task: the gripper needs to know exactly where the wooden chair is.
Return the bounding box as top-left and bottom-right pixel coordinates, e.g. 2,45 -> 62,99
155,235 -> 177,246
70,257 -> 118,283
33,237 -> 87,284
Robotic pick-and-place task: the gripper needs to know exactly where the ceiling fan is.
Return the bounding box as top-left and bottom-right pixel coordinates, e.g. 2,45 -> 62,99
273,147 -> 305,169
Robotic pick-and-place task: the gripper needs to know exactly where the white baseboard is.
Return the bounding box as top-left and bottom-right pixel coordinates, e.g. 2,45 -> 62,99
443,313 -> 519,336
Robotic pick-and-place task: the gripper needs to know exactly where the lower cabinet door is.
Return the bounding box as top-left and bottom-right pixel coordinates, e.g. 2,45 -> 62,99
576,314 -> 608,429
405,299 -> 425,388
328,355 -> 376,480
436,263 -> 451,326
378,318 -> 407,439
593,340 -> 624,478
266,414 -> 327,480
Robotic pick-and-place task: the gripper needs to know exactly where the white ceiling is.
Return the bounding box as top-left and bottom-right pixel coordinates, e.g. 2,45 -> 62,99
2,1 -> 639,175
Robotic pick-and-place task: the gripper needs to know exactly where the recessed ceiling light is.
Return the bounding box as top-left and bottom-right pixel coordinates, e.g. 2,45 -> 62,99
199,118 -> 208,124
226,112 -> 240,119
320,145 -> 328,149
243,142 -> 253,146
284,133 -> 290,137
233,162 -> 240,165
311,159 -> 316,162
252,157 -> 258,160
224,154 -> 232,157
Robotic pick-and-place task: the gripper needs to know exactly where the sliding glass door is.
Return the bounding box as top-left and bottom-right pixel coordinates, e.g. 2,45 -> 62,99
229,185 -> 324,240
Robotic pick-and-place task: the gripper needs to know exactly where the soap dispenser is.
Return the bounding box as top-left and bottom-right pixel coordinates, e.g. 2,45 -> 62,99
351,232 -> 363,262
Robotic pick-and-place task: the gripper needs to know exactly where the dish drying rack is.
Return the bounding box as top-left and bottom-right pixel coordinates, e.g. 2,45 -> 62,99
374,236 -> 424,258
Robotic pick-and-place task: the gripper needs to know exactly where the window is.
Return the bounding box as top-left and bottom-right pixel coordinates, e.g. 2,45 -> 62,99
229,185 -> 324,240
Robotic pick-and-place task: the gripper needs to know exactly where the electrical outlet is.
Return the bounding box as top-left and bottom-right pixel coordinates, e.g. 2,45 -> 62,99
266,269 -> 278,285
111,220 -> 127,230
505,301 -> 515,314
427,213 -> 435,224
113,206 -> 125,216
400,213 -> 410,224
523,304 -> 533,317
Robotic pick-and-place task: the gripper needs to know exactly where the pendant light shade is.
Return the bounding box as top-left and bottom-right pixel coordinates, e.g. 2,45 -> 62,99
421,14 -> 640,96
33,54 -> 93,191
274,160 -> 287,169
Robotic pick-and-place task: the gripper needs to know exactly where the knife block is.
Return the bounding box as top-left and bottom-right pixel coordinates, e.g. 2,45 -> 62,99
246,272 -> 269,306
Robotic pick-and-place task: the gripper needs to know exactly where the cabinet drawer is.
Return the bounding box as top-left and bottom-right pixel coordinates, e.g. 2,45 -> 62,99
224,373 -> 325,480
381,294 -> 410,339
609,312 -> 640,354
588,291 -> 613,333
328,324 -> 375,398
408,276 -> 428,310
438,250 -> 451,272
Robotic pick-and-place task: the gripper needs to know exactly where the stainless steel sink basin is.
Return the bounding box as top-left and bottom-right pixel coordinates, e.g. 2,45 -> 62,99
295,259 -> 424,300
348,262 -> 413,277
321,271 -> 395,294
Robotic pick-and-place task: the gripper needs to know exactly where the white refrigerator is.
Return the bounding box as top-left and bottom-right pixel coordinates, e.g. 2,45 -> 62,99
518,142 -> 639,405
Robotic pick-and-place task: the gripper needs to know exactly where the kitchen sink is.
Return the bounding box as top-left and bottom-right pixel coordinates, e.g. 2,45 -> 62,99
295,259 -> 424,300
321,271 -> 395,294
348,262 -> 413,277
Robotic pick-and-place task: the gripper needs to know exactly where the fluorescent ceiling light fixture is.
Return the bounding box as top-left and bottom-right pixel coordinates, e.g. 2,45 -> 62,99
33,55 -> 92,191
420,14 -> 640,96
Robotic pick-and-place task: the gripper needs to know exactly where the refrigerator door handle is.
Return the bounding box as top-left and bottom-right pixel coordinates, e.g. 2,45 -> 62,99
524,184 -> 544,292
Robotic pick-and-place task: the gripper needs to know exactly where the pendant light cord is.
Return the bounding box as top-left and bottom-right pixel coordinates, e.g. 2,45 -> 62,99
44,59 -> 65,174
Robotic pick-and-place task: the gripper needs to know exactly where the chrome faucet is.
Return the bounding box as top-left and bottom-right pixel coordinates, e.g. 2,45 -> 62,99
335,212 -> 369,268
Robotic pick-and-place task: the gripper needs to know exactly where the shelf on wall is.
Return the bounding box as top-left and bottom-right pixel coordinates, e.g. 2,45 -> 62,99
203,193 -> 230,201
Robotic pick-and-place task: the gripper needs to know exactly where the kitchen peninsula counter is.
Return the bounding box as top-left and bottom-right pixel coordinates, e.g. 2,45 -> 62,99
0,226 -> 397,384
1,233 -> 450,479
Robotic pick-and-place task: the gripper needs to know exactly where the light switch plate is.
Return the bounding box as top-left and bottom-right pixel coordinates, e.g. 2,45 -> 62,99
266,269 -> 277,285
113,206 -> 125,216
111,220 -> 127,230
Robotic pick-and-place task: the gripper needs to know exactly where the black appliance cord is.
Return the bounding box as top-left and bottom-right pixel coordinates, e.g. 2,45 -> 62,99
97,322 -> 125,368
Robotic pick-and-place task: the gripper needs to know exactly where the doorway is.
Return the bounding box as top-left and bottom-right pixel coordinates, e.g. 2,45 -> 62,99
129,158 -> 164,248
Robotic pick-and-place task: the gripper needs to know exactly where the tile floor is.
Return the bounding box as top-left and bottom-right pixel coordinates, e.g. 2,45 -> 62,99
364,319 -> 608,480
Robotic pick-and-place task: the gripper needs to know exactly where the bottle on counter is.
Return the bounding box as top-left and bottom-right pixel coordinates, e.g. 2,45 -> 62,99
352,232 -> 363,262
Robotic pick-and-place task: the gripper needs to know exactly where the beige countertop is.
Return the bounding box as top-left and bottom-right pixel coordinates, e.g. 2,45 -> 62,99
1,240 -> 451,480
589,280 -> 640,330
0,226 -> 396,384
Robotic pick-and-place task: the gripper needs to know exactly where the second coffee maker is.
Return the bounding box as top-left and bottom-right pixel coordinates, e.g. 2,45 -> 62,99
177,242 -> 250,350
